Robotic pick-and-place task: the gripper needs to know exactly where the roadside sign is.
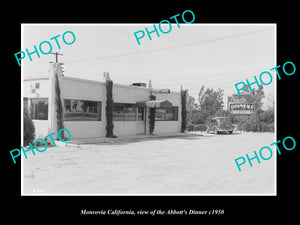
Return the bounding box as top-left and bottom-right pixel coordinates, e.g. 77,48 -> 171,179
229,103 -> 255,115
151,89 -> 170,94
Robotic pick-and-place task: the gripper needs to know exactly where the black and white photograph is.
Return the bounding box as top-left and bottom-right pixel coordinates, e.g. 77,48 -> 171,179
21,23 -> 276,195
4,4 -> 298,221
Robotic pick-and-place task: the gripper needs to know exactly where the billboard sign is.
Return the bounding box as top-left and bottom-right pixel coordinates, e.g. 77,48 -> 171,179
229,103 -> 255,115
151,89 -> 170,94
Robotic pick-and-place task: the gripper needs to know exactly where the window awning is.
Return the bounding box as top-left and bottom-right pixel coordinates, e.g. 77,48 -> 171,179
136,100 -> 173,108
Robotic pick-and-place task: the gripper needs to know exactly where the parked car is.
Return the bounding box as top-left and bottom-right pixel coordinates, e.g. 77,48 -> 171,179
205,117 -> 234,134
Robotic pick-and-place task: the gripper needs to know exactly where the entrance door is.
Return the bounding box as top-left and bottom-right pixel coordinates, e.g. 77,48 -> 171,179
136,107 -> 146,134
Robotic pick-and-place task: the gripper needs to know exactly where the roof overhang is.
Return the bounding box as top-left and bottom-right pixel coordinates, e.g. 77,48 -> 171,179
137,100 -> 173,108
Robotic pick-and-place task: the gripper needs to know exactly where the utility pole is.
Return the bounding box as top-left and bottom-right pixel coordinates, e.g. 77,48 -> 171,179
50,52 -> 63,63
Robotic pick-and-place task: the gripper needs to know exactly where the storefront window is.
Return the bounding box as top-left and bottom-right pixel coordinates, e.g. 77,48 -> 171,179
30,98 -> 48,120
64,99 -> 101,121
113,103 -> 136,121
155,107 -> 178,121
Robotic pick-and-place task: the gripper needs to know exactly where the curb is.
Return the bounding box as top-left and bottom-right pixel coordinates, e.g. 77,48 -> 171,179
66,132 -> 202,147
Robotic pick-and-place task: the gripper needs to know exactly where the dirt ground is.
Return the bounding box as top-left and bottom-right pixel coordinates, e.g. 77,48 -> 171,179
22,132 -> 276,195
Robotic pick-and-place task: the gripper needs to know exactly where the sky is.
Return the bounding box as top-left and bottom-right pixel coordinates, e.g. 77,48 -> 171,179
22,23 -> 276,110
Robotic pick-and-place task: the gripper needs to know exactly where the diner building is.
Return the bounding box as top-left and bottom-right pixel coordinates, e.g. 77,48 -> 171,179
23,63 -> 185,140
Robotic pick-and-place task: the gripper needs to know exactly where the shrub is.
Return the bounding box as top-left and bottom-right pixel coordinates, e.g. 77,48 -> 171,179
55,73 -> 64,136
181,90 -> 187,132
194,124 -> 206,132
149,95 -> 156,134
186,123 -> 206,132
237,109 -> 274,132
237,119 -> 258,132
187,124 -> 194,131
105,79 -> 116,138
24,107 -> 35,146
260,122 -> 274,132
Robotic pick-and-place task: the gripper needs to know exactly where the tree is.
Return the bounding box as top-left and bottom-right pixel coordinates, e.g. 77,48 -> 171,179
198,87 -> 224,112
186,86 -> 226,127
259,102 -> 274,132
186,95 -> 200,125
214,109 -> 226,117
239,84 -> 265,110
198,86 -> 225,121
245,85 -> 265,131
55,73 -> 64,138
186,95 -> 198,111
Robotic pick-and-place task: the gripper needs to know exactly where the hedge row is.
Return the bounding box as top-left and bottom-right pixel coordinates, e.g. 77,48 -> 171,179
186,124 -> 206,132
237,121 -> 274,132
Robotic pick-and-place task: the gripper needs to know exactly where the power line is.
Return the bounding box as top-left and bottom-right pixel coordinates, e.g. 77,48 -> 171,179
63,28 -> 273,65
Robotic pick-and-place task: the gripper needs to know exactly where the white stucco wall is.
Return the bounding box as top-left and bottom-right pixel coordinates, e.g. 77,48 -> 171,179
113,83 -> 150,103
61,81 -> 182,137
23,77 -> 50,99
32,120 -> 49,139
24,77 -> 51,139
61,77 -> 106,102
60,77 -> 107,139
113,121 -> 137,136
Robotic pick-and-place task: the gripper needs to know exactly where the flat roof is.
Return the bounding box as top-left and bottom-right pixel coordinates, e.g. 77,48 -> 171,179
23,75 -> 180,94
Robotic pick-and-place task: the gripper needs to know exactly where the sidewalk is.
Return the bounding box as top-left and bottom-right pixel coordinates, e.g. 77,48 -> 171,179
65,132 -> 203,147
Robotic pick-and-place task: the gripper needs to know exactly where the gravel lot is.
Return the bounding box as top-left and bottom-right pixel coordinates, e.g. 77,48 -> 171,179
22,132 -> 276,195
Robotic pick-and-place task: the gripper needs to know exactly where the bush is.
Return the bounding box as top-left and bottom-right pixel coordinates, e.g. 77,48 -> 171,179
260,122 -> 274,132
24,108 -> 35,146
237,116 -> 251,132
181,90 -> 187,132
105,79 -> 116,138
55,73 -> 64,137
149,95 -> 156,134
186,124 -> 206,132
237,110 -> 274,132
237,119 -> 258,132
187,124 -> 194,131
195,124 -> 206,132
